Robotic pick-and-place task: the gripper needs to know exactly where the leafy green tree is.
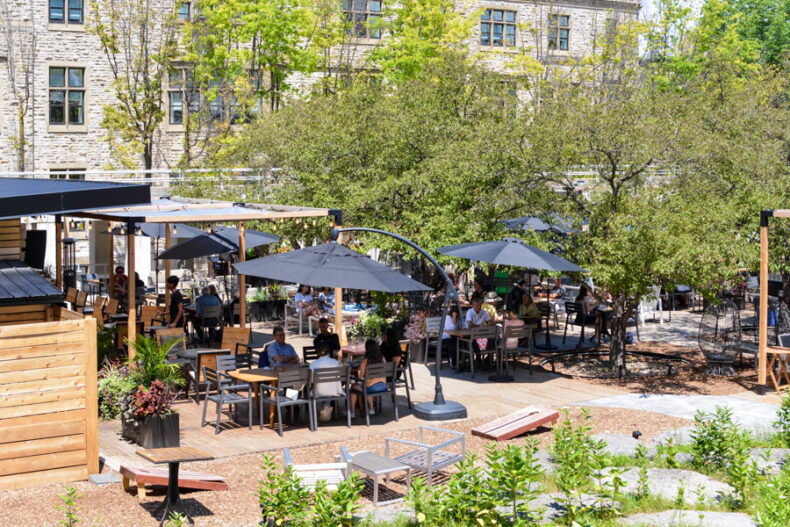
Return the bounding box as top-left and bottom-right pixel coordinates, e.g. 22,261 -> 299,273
88,0 -> 180,171
716,0 -> 790,67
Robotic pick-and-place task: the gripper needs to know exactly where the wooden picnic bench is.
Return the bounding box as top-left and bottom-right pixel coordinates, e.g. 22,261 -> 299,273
120,465 -> 228,499
471,406 -> 560,441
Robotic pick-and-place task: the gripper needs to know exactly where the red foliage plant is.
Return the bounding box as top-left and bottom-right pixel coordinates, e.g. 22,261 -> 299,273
131,379 -> 174,419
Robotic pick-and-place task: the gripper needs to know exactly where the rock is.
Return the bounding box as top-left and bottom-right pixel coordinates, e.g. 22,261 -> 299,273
531,493 -> 619,524
89,473 -> 120,486
749,448 -> 790,475
619,510 -> 757,526
536,450 -> 555,475
671,452 -> 694,465
590,433 -> 642,457
652,426 -> 696,446
354,507 -> 415,524
601,468 -> 735,505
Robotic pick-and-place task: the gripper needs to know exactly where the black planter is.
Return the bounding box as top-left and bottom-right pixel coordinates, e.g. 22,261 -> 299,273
136,413 -> 180,448
271,299 -> 286,320
121,415 -> 138,442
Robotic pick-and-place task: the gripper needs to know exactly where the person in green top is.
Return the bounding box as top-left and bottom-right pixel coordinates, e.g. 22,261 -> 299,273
516,293 -> 541,331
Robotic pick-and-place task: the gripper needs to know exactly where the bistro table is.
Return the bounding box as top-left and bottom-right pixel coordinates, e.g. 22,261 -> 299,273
340,343 -> 368,361
227,367 -> 284,427
136,446 -> 213,526
533,298 -> 558,350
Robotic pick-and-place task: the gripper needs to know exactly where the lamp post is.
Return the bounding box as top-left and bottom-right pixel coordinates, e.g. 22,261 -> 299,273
331,227 -> 467,420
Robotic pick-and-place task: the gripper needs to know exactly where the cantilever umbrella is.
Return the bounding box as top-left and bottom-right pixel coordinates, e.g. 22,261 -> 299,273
157,226 -> 279,260
233,241 -> 432,293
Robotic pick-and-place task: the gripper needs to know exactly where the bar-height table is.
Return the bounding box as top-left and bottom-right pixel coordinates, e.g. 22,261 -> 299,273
136,446 -> 213,526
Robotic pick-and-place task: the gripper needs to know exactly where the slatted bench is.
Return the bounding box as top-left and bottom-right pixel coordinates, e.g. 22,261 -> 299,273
120,465 -> 228,499
471,406 -> 560,441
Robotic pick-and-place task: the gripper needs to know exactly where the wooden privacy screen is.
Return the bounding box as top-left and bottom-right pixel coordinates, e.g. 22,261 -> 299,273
0,318 -> 98,490
0,219 -> 22,261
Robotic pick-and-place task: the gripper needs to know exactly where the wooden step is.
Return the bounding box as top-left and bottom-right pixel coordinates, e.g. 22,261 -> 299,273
471,406 -> 560,441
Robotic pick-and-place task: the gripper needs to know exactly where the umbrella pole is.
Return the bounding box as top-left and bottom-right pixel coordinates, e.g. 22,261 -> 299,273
165,224 -> 171,313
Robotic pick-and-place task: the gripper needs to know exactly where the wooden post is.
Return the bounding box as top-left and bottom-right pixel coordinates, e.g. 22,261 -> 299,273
84,316 -> 99,474
335,287 -> 346,346
108,223 -> 114,292
165,223 -> 171,312
238,221 -> 246,328
758,221 -> 769,390
55,216 -> 63,289
127,224 -> 137,354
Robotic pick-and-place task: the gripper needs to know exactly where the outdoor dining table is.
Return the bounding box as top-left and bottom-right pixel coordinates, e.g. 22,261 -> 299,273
136,446 -> 213,526
227,367 -> 297,428
533,298 -> 558,350
340,343 -> 368,361
148,325 -> 169,337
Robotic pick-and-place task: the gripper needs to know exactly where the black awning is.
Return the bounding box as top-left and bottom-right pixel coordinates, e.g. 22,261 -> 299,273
0,178 -> 150,219
0,260 -> 64,306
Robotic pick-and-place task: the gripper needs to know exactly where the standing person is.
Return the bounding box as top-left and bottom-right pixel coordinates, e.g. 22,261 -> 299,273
166,275 -> 185,328
295,284 -> 321,317
349,339 -> 387,418
263,326 -> 300,368
313,317 -> 341,357
112,265 -> 128,300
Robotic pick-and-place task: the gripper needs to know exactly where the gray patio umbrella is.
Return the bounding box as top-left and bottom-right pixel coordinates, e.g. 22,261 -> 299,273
437,237 -> 587,272
232,242 -> 432,292
157,226 -> 279,260
109,222 -> 205,238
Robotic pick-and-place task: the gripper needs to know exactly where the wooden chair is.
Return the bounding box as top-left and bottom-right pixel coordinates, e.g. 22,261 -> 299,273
220,326 -> 251,355
385,425 -> 464,486
398,340 -> 415,389
201,365 -> 253,434
456,325 -> 498,376
65,287 -> 78,306
308,365 -> 351,430
104,297 -> 119,318
83,295 -> 106,316
283,447 -> 351,491
259,367 -> 313,436
351,362 -> 398,427
140,305 -> 166,333
74,290 -> 87,313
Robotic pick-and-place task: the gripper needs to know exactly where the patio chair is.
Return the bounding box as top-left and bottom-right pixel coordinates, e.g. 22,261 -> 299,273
197,305 -> 223,345
456,325 -> 498,376
83,295 -> 106,316
498,322 -> 532,373
392,341 -> 413,408
562,302 -> 596,346
74,290 -> 87,313
104,297 -> 119,319
385,425 -> 465,486
308,365 -> 351,430
65,286 -> 78,306
283,447 -> 351,490
220,326 -> 251,355
140,305 -> 166,334
284,300 -> 307,335
398,340 -> 415,390
638,285 -> 664,326
351,362 -> 399,426
423,316 -> 443,365
200,365 -> 253,434
302,345 -> 319,364
259,367 -> 314,436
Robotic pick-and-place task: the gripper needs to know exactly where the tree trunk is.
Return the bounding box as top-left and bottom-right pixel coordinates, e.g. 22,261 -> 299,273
17,106 -> 25,171
144,140 -> 153,177
782,272 -> 790,307
608,298 -> 628,376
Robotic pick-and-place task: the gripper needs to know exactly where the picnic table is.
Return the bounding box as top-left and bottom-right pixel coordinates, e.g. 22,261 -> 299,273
136,446 -> 213,526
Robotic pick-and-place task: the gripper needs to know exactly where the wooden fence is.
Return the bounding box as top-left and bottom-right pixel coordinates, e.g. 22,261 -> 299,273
0,218 -> 22,261
0,318 -> 98,490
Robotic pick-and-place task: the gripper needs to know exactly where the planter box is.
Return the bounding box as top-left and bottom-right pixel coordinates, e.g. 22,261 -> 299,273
136,413 -> 180,449
121,415 -> 139,443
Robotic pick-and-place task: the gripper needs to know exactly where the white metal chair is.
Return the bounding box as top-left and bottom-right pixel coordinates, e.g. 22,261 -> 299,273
638,285 -> 664,326
285,300 -> 306,335
284,447 -> 351,490
385,426 -> 465,486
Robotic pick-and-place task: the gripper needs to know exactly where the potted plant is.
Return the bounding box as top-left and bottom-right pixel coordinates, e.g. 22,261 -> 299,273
404,312 -> 428,363
131,380 -> 180,448
269,283 -> 287,320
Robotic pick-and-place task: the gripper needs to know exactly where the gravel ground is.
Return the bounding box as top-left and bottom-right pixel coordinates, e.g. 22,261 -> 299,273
0,406 -> 692,527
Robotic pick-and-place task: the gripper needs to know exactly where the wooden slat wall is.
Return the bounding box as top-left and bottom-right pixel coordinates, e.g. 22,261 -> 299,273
0,318 -> 98,491
0,219 -> 22,261
52,305 -> 86,321
0,304 -> 49,326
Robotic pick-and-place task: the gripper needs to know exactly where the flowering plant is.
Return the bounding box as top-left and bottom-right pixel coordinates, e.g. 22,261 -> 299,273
404,312 -> 427,344
130,379 -> 175,419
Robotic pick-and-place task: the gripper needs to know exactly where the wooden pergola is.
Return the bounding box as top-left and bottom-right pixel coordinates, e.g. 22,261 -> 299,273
68,197 -> 340,348
759,209 -> 790,394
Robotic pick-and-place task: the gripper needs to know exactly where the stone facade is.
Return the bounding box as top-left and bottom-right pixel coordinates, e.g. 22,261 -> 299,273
0,0 -> 639,175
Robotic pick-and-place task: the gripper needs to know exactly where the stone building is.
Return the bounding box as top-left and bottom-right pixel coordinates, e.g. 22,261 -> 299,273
0,0 -> 640,176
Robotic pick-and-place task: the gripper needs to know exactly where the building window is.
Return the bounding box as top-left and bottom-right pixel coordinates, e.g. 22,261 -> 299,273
548,14 -> 570,51
168,69 -> 200,125
49,67 -> 84,125
49,0 -> 83,24
49,168 -> 85,180
481,9 -> 516,47
177,1 -> 190,20
342,0 -> 381,39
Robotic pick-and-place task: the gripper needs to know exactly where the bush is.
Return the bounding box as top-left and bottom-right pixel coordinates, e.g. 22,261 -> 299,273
97,362 -> 136,420
126,336 -> 184,389
773,394 -> 790,447
130,380 -> 176,419
348,312 -> 389,341
754,464 -> 790,527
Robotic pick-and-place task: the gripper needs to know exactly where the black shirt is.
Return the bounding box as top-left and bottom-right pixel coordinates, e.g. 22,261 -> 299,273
169,290 -> 184,326
380,340 -> 402,363
313,332 -> 341,356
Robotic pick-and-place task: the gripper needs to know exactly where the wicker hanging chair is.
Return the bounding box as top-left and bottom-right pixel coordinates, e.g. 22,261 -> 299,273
698,300 -> 741,376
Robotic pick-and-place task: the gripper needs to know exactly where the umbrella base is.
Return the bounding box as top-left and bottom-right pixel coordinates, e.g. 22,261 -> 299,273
487,373 -> 514,382
413,400 -> 468,421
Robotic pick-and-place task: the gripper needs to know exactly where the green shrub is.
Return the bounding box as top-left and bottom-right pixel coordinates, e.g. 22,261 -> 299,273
348,312 -> 389,341
754,464 -> 790,527
97,362 -> 136,420
773,394 -> 790,447
126,336 -> 184,389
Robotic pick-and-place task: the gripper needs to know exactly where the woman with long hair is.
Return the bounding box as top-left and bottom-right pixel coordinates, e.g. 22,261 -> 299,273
350,339 -> 387,418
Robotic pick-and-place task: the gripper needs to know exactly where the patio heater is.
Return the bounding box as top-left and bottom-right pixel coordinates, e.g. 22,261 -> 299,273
62,238 -> 77,289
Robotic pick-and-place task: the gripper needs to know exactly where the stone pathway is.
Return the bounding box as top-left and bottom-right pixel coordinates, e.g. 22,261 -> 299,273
575,394 -> 779,435
620,510 -> 757,526
749,447 -> 790,475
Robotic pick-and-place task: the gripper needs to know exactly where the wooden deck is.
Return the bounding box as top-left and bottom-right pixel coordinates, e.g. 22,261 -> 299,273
99,360 -> 624,472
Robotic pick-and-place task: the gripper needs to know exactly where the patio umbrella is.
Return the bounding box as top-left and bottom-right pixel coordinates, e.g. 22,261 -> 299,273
232,242 -> 432,293
109,223 -> 205,239
157,226 -> 279,260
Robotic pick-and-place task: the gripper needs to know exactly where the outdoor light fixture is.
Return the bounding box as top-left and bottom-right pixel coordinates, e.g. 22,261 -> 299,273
312,219 -> 317,227
136,226 -> 142,235
172,225 -> 178,235
272,224 -> 277,232
303,223 -> 308,230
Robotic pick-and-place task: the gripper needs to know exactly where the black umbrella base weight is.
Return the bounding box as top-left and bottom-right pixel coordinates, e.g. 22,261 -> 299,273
488,373 -> 515,382
413,400 -> 468,421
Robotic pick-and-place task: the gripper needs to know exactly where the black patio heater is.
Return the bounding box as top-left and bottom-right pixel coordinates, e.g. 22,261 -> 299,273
62,237 -> 77,289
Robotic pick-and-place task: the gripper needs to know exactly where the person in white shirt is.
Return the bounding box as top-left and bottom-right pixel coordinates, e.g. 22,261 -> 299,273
442,303 -> 464,368
465,298 -> 492,327
294,284 -> 320,317
308,344 -> 343,398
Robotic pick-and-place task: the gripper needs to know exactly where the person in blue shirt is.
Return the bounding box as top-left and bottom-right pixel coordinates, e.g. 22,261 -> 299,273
194,286 -> 222,341
261,326 -> 300,368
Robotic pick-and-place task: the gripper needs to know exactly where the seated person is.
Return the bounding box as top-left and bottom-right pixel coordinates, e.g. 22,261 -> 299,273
309,343 -> 343,398
517,293 -> 542,331
194,286 -> 222,340
313,317 -> 341,357
350,340 -> 387,418
262,326 -> 300,368
465,297 -> 493,328
575,284 -> 599,326
380,327 -> 403,380
507,279 -> 526,312
549,278 -> 567,300
209,284 -> 222,302
112,265 -> 128,301
317,287 -> 335,311
295,284 -> 321,317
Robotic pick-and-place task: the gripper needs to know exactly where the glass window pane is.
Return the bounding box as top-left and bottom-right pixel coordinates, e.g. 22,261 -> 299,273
209,96 -> 222,121
505,10 -> 515,23
353,0 -> 365,11
68,0 -> 82,22
355,13 -> 367,37
560,28 -> 568,50
49,0 -> 64,21
342,0 -> 350,10
493,23 -> 503,46
68,68 -> 84,87
169,70 -> 182,88
49,91 -> 65,124
68,91 -> 84,124
187,90 -> 200,114
481,9 -> 490,21
493,10 -> 503,21
505,25 -> 515,46
560,15 -> 569,27
369,0 -> 381,11
548,29 -> 557,49
369,14 -> 381,38
480,22 -> 490,45
169,92 -> 183,124
178,2 -> 190,19
49,68 -> 65,87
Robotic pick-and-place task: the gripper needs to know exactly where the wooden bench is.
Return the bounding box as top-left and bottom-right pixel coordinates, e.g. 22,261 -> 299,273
471,406 -> 560,441
120,465 -> 228,499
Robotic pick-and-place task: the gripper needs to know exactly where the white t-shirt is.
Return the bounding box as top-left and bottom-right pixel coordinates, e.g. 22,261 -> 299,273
465,307 -> 491,327
443,314 -> 465,339
294,292 -> 313,312
309,355 -> 343,397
